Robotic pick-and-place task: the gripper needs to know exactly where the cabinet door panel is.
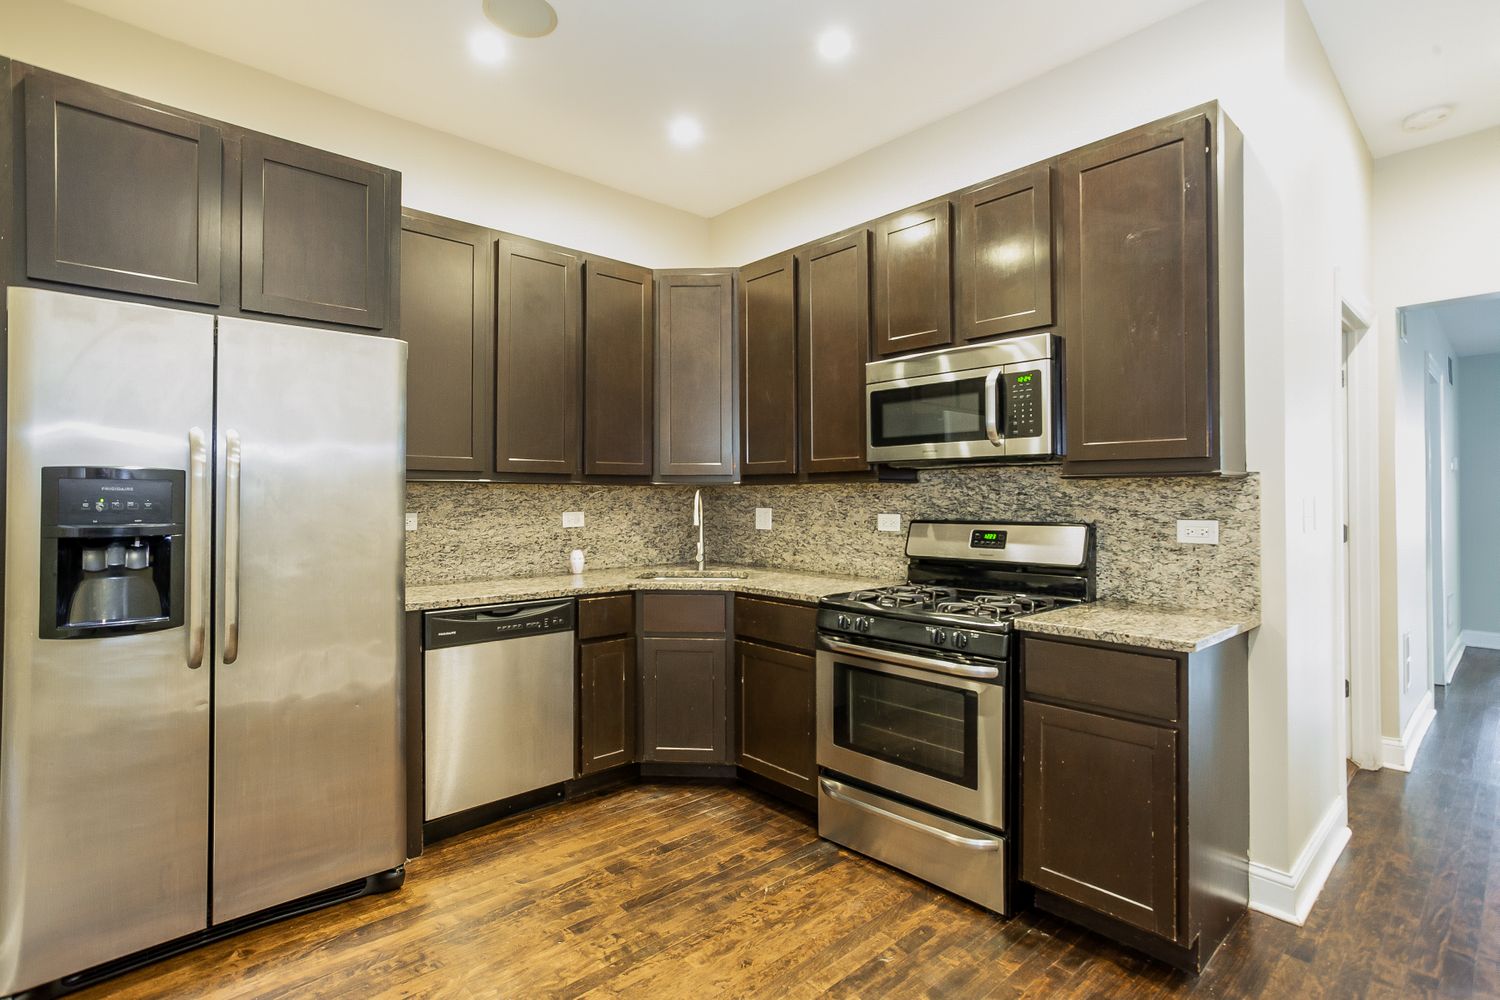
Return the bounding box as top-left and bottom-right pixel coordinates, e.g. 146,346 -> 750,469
797,232 -> 870,474
496,237 -> 581,475
400,212 -> 492,474
24,73 -> 222,304
955,164 -> 1053,340
739,253 -> 798,476
580,638 -> 636,775
640,637 -> 728,763
736,640 -> 815,795
872,199 -> 952,356
1022,700 -> 1178,939
241,136 -> 389,329
584,259 -> 654,477
656,272 -> 736,479
1060,118 -> 1210,465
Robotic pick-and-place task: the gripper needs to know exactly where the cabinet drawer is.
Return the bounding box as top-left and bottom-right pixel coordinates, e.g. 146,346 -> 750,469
734,596 -> 815,652
578,594 -> 633,641
1023,639 -> 1179,723
639,593 -> 728,635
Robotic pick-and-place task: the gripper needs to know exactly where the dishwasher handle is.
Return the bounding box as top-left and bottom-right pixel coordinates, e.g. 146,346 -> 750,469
424,599 -> 575,649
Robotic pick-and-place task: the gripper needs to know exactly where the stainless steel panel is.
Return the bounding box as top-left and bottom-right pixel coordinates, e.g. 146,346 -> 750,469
864,332 -> 1055,384
1000,357 -> 1057,459
818,777 -> 1008,914
424,630 -> 577,820
816,643 -> 1006,830
1,288 -> 214,996
211,318 -> 406,924
905,520 -> 1091,568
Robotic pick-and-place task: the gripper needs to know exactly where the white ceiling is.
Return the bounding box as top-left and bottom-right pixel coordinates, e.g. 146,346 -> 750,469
1416,294 -> 1500,357
1302,0 -> 1500,158
64,0 -> 1206,217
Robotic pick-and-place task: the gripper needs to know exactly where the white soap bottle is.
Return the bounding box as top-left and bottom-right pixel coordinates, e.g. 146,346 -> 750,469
569,548 -> 585,575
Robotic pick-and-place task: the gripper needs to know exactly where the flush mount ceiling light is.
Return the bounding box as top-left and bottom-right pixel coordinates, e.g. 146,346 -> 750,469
667,115 -> 705,149
467,27 -> 509,65
482,0 -> 558,38
817,26 -> 854,62
1401,104 -> 1454,131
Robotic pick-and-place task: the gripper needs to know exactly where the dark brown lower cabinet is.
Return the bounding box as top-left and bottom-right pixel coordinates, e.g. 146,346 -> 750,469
735,640 -> 815,796
639,637 -> 728,764
1019,634 -> 1249,972
1022,702 -> 1178,938
579,637 -> 636,775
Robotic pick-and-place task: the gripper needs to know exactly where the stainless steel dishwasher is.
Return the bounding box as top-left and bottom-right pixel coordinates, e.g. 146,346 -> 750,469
423,599 -> 576,821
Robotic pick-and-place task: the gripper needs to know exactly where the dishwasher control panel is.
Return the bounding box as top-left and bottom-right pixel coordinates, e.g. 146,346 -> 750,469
424,599 -> 576,650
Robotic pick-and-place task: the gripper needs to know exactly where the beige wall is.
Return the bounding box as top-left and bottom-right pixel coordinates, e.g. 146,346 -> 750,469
0,0 -> 710,268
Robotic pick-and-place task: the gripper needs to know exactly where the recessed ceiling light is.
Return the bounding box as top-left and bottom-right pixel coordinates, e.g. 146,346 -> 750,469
1401,104 -> 1454,131
467,27 -> 508,65
482,0 -> 558,38
667,115 -> 704,149
817,26 -> 854,62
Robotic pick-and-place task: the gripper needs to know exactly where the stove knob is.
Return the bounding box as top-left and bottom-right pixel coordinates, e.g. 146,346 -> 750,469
953,631 -> 970,649
928,627 -> 948,646
857,616 -> 873,633
836,614 -> 851,630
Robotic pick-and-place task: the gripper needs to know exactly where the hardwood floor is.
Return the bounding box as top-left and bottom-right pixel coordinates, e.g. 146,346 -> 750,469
79,651 -> 1500,999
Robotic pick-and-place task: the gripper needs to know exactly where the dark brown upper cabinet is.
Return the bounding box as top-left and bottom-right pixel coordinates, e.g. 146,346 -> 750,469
655,271 -> 737,481
797,231 -> 871,475
954,163 -> 1053,342
871,199 -> 952,357
495,236 -> 582,476
23,72 -> 222,305
583,258 -> 654,477
739,253 -> 799,477
240,135 -> 392,330
400,211 -> 493,475
1059,108 -> 1243,476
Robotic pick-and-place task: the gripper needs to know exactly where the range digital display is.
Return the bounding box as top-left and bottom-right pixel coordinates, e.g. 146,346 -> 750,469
969,529 -> 1008,549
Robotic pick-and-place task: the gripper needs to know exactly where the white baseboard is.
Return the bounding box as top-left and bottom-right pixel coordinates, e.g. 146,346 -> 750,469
1446,639 -> 1466,684
1380,688 -> 1436,772
1248,796 -> 1351,925
1462,629 -> 1500,650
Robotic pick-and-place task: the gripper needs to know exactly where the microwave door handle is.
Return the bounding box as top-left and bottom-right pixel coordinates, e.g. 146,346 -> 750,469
984,369 -> 1005,447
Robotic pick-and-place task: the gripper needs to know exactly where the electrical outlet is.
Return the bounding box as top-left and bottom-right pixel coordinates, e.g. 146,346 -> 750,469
877,513 -> 902,533
1176,519 -> 1219,545
754,507 -> 773,530
561,511 -> 585,528
405,513 -> 418,532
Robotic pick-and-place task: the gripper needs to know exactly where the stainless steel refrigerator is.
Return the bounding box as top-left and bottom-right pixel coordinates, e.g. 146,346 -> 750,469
0,286 -> 407,996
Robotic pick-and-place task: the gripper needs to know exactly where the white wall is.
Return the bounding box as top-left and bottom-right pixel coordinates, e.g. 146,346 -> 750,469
717,0 -> 1374,905
1458,355 -> 1500,635
0,0 -> 710,268
1373,127 -> 1500,735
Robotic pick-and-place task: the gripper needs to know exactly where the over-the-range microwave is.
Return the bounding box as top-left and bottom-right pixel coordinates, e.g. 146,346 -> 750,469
865,333 -> 1062,465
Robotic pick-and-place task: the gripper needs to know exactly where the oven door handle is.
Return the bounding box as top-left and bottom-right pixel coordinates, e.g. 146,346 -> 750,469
983,368 -> 1005,447
819,636 -> 1000,680
820,779 -> 1002,852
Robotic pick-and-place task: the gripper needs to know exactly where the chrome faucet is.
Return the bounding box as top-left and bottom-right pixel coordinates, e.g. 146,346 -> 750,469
693,488 -> 705,573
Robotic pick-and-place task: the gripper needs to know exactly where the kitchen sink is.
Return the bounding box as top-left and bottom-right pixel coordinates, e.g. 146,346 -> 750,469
637,571 -> 747,582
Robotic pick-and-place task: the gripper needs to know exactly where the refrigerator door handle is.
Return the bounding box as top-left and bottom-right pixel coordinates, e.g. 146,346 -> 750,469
223,429 -> 242,664
186,426 -> 209,669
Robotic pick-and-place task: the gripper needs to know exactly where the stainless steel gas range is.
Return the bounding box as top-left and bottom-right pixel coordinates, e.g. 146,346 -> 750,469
815,519 -> 1095,915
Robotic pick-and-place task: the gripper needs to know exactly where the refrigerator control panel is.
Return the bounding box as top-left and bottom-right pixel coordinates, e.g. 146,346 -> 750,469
50,469 -> 181,528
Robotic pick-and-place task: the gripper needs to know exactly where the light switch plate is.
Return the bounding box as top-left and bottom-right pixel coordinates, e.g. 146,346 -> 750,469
1176,519 -> 1219,544
877,513 -> 902,533
562,511 -> 585,528
755,507 -> 773,530
405,513 -> 418,532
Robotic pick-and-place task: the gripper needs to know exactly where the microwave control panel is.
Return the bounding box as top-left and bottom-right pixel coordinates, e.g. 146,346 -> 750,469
1003,370 -> 1044,438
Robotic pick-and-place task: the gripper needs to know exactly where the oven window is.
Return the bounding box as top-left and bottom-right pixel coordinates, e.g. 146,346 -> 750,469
833,662 -> 979,788
870,378 -> 989,447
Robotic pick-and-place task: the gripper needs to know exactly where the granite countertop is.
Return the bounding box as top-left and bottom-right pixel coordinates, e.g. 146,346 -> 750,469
1014,600 -> 1259,653
405,564 -> 901,612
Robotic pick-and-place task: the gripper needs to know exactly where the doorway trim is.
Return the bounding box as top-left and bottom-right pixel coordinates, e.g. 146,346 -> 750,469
1340,291 -> 1380,770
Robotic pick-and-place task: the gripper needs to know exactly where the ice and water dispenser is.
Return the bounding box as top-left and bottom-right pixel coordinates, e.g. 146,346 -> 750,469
40,467 -> 186,639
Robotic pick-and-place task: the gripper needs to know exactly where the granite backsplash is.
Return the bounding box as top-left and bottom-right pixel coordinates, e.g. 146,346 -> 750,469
702,467 -> 1260,617
405,482 -> 698,586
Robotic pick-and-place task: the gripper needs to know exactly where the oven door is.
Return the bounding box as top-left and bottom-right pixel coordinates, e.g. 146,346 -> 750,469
816,636 -> 1006,830
865,368 -> 1006,464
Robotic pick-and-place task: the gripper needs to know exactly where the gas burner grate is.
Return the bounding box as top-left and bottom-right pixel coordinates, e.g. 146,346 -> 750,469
847,585 -> 958,610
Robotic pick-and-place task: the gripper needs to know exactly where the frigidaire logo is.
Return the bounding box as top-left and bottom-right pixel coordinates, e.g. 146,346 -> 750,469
99,485 -> 135,492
